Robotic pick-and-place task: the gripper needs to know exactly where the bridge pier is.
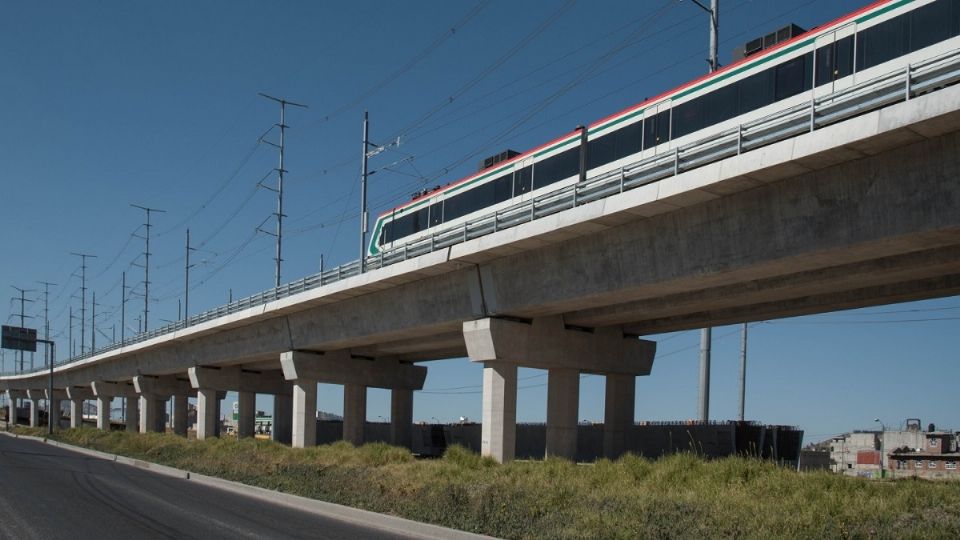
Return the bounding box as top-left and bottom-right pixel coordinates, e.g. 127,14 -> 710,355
343,384 -> 366,446
604,373 -> 636,460
92,381 -> 138,432
195,389 -> 220,440
96,396 -> 112,429
189,366 -> 287,440
172,395 -> 189,436
66,386 -> 94,429
272,394 -> 292,444
291,378 -> 317,448
237,391 -> 256,439
6,390 -> 24,426
44,389 -> 67,429
464,317 -> 655,462
390,388 -> 414,449
280,350 -> 427,449
26,390 -> 46,428
133,375 -> 195,434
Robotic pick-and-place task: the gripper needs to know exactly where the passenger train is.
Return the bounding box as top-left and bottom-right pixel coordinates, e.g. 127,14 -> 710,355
368,0 -> 960,257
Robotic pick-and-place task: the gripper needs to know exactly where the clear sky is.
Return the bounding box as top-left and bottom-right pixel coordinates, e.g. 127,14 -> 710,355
1,0 -> 957,444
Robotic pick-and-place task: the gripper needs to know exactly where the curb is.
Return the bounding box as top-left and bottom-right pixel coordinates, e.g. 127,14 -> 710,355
0,431 -> 496,540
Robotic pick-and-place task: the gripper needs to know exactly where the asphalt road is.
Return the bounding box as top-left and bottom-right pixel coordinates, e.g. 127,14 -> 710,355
0,435 -> 411,540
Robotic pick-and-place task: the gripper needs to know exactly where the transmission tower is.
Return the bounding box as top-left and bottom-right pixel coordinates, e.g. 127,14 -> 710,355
36,280 -> 57,367
131,205 -> 165,332
258,93 -> 308,288
71,252 -> 97,354
10,286 -> 35,372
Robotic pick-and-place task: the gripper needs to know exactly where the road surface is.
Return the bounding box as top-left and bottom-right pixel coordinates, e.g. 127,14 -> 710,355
0,434 -> 414,540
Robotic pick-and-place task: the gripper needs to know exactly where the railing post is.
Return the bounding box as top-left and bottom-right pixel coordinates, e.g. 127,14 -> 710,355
530,200 -> 535,222
463,222 -> 468,243
403,244 -> 408,261
619,167 -> 625,194
809,96 -> 816,132
494,212 -> 499,232
737,125 -> 743,155
673,148 -> 680,176
905,64 -> 911,101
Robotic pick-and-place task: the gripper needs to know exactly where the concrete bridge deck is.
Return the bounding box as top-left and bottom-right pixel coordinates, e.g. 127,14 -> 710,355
4,68 -> 960,462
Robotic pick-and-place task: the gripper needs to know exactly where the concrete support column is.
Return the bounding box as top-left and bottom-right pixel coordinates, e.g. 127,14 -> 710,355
481,361 -> 517,463
343,384 -> 366,446
603,373 -> 636,460
70,399 -> 84,429
50,399 -> 62,428
124,397 -> 139,433
390,388 -> 413,449
272,394 -> 292,444
29,400 -> 38,428
7,394 -> 16,426
172,395 -> 188,436
237,391 -> 256,439
291,379 -> 317,448
196,389 -> 219,440
96,396 -> 112,430
139,395 -> 166,434
545,368 -> 580,460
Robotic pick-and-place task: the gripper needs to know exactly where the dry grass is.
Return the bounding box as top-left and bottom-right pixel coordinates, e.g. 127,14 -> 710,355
14,426 -> 960,539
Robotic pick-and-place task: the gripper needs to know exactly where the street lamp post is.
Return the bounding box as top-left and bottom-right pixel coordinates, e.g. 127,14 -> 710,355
875,418 -> 886,478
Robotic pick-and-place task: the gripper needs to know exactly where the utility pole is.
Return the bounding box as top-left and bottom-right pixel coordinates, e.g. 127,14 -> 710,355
10,286 -> 34,372
121,271 -> 127,342
131,204 -> 165,332
184,228 -> 195,320
687,0 -> 719,422
258,93 -> 308,288
360,111 -> 370,272
738,323 -> 747,422
688,0 -> 720,72
357,111 -> 401,272
71,252 -> 96,354
68,305 -> 73,359
37,281 -> 56,368
698,327 -> 711,422
91,291 -> 97,352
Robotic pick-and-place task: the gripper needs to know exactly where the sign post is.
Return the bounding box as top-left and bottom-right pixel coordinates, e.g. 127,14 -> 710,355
2,326 -> 55,434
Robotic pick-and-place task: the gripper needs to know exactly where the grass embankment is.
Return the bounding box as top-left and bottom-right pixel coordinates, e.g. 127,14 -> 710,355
13,426 -> 960,539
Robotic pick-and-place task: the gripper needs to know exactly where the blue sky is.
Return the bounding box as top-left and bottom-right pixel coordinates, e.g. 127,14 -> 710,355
1,0 -> 957,443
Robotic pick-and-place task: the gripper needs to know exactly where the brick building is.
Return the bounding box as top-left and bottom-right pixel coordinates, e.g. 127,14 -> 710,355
888,432 -> 960,480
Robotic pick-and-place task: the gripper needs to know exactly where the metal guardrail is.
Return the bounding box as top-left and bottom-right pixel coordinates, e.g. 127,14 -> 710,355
9,48 -> 960,376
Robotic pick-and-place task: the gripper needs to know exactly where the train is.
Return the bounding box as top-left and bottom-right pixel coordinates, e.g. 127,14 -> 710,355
368,0 -> 960,258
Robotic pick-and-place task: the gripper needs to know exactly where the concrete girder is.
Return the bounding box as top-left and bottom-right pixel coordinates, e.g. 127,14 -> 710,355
279,351 -> 427,390
65,386 -> 94,401
566,244 -> 960,330
44,389 -> 68,400
463,316 -> 655,375
188,366 -> 291,395
91,381 -> 137,398
133,375 -> 195,398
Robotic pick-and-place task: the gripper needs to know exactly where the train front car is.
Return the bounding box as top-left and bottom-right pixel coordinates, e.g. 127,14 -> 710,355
369,0 -> 960,261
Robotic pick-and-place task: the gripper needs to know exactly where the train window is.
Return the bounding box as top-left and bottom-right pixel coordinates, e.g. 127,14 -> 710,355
588,132 -> 617,169
493,174 -> 513,204
443,188 -> 477,223
856,16 -> 907,71
533,148 -> 579,190
910,0 -> 959,52
381,221 -> 393,244
739,68 -> 775,113
514,166 -> 532,195
588,121 -> 643,169
835,36 -> 854,80
643,109 -> 671,150
673,98 -> 702,139
774,53 -> 812,101
429,202 -> 443,226
703,83 -> 739,128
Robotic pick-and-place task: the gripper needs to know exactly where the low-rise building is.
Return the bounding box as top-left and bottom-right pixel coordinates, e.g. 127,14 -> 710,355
888,431 -> 960,480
